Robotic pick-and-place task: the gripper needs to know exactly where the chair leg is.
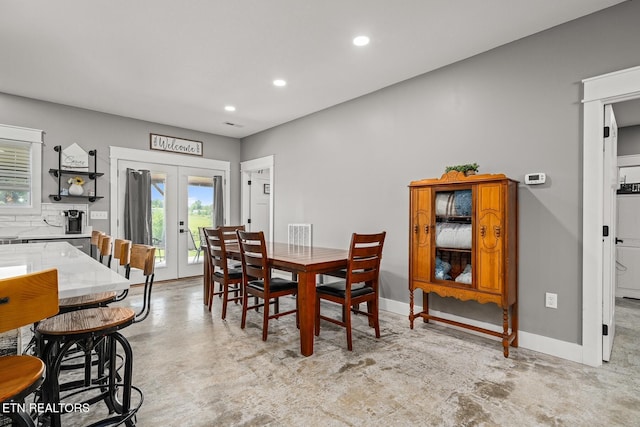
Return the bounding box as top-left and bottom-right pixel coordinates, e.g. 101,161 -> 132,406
262,298 -> 270,341
345,302 -> 353,351
367,300 -> 375,327
221,283 -> 229,320
371,299 -> 380,338
241,289 -> 248,330
208,280 -> 215,312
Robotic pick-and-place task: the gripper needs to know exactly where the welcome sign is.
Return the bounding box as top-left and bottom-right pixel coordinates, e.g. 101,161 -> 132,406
150,133 -> 203,156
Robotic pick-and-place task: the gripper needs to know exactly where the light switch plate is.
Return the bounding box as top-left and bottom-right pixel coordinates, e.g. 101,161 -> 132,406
90,211 -> 108,220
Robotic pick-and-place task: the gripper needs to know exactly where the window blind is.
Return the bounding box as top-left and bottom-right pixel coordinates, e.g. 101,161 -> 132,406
0,139 -> 31,193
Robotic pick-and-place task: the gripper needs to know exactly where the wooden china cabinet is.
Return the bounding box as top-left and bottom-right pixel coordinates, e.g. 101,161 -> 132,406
408,171 -> 518,357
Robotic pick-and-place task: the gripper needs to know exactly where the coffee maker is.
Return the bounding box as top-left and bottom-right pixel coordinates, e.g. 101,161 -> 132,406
64,210 -> 85,234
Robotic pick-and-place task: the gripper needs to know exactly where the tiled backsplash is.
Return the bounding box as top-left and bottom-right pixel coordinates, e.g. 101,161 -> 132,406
0,202 -> 89,238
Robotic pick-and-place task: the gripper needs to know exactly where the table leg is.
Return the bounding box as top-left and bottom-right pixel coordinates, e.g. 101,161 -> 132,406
203,246 -> 210,305
297,271 -> 316,356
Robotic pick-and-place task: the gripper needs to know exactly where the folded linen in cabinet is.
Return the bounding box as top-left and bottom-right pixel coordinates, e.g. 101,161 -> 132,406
436,223 -> 472,249
435,257 -> 452,280
455,263 -> 472,284
435,192 -> 456,217
435,190 -> 472,217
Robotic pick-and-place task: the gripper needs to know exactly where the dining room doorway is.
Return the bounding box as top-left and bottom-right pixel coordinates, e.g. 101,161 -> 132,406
110,147 -> 230,282
241,155 -> 274,241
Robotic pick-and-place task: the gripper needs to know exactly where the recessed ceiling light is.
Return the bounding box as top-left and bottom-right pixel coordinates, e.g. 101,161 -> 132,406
353,35 -> 370,47
224,105 -> 236,112
273,79 -> 287,87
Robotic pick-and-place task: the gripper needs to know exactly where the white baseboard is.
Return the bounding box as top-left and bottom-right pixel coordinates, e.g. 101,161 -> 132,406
380,297 -> 583,364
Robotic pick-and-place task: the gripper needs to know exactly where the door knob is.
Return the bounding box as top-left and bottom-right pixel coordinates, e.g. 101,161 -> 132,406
615,237 -> 624,244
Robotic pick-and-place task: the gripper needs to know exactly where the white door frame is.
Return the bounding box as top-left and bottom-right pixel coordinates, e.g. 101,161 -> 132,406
109,147 -> 230,278
240,155 -> 274,241
582,65 -> 640,367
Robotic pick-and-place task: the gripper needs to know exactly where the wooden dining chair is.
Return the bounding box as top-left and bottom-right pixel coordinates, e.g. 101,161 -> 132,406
203,225 -> 245,304
237,230 -> 298,341
315,231 -> 386,351
0,268 -> 59,427
206,228 -> 243,319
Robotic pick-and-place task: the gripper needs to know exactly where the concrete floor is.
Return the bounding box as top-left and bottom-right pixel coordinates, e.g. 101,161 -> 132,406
59,277 -> 640,427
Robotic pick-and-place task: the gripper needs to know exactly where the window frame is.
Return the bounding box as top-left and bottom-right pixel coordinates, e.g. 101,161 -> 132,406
0,124 -> 43,215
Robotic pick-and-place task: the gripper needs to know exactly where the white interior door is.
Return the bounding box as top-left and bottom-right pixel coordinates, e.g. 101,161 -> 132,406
241,156 -> 274,241
116,160 -> 225,282
248,170 -> 271,240
602,104 -> 618,362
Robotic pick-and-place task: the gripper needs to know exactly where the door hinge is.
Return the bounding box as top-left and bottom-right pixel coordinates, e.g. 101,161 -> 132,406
603,225 -> 609,237
603,324 -> 609,336
248,218 -> 251,224
604,126 -> 610,138
248,180 -> 251,185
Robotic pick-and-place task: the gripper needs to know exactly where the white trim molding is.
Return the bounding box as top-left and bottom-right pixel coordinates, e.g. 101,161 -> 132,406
582,64 -> 640,367
108,146 -> 231,239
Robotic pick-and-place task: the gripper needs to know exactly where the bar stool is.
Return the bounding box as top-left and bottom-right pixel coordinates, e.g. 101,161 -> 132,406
125,244 -> 156,323
98,234 -> 114,267
90,230 -> 104,259
0,268 -> 59,427
35,307 -> 141,427
58,234 -> 123,313
113,238 -> 132,301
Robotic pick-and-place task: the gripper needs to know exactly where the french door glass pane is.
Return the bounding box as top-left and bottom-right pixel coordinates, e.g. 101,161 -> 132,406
187,175 -> 214,264
151,172 -> 167,266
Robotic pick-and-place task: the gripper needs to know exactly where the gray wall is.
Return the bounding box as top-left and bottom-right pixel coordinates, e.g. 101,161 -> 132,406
619,126 -> 640,156
240,1 -> 640,344
0,93 -> 242,231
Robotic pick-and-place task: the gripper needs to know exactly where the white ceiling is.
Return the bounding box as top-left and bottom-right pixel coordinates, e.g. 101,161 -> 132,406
0,0 -> 628,138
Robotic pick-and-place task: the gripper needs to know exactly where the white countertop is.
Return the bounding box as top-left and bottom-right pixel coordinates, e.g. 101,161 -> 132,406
0,241 -> 130,298
20,233 -> 91,240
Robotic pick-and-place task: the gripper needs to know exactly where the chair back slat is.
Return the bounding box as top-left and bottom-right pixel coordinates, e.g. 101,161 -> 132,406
0,268 -> 59,333
114,239 -> 131,266
129,244 -> 156,276
90,230 -> 104,246
98,235 -> 113,257
207,229 -> 229,272
345,232 -> 386,290
237,230 -> 269,282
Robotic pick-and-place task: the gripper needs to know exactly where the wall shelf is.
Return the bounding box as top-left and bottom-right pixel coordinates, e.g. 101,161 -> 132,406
49,145 -> 102,202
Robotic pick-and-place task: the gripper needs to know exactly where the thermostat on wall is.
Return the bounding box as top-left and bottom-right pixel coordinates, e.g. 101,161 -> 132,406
525,173 -> 546,185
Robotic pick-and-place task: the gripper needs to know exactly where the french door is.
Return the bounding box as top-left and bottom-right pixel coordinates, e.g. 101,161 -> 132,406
111,148 -> 230,283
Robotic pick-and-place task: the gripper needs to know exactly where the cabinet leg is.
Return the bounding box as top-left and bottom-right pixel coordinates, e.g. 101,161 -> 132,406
422,292 -> 429,323
409,288 -> 414,329
502,308 -> 509,357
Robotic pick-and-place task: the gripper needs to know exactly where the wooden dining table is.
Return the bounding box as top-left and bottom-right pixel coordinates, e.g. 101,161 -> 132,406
205,241 -> 349,356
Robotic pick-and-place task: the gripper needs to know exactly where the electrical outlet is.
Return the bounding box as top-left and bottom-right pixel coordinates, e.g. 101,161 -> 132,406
545,292 -> 558,309
90,211 -> 108,220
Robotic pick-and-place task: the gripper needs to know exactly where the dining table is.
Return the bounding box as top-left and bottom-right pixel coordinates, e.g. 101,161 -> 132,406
0,241 -> 131,354
208,241 -> 350,357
